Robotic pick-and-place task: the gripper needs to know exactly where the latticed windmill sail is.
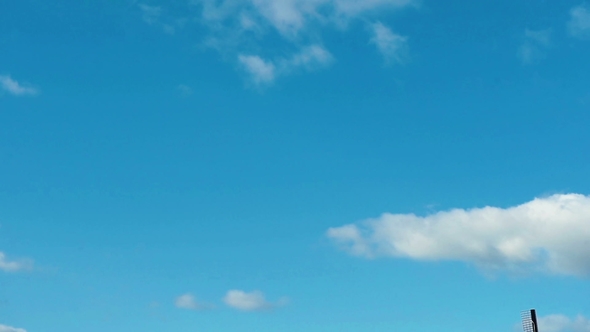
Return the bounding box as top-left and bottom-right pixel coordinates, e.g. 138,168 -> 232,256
521,309 -> 539,332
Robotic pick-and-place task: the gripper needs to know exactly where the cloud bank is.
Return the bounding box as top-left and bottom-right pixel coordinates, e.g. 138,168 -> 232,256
0,325 -> 27,332
223,290 -> 287,311
328,194 -> 590,276
539,314 -> 590,332
0,252 -> 33,273
0,75 -> 37,97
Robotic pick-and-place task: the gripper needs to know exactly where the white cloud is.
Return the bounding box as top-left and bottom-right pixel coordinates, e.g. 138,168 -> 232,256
223,290 -> 287,311
0,75 -> 37,97
0,252 -> 33,273
238,44 -> 333,84
0,324 -> 27,332
247,0 -> 309,37
568,4 -> 590,40
539,314 -> 590,332
518,28 -> 552,65
238,55 -> 277,84
327,194 -> 590,276
174,293 -> 207,310
224,290 -> 269,311
370,22 -> 408,64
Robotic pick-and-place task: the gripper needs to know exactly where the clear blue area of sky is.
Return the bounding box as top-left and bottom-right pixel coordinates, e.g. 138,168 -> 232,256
1,0 -> 589,331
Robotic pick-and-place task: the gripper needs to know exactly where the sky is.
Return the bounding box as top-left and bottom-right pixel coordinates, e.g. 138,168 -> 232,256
1,0 -> 590,331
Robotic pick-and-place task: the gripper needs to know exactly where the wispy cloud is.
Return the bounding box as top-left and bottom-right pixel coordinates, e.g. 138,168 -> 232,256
525,28 -> 552,46
238,55 -> 277,85
0,252 -> 33,273
538,314 -> 590,332
177,84 -> 193,96
138,4 -> 177,34
0,75 -> 38,97
238,44 -> 333,85
284,44 -> 334,71
568,4 -> 590,40
140,0 -> 416,83
370,22 -> 408,64
518,28 -> 552,65
223,290 -> 288,311
174,293 -> 210,311
0,324 -> 27,332
199,0 -> 415,37
328,194 -> 590,276
139,4 -> 161,24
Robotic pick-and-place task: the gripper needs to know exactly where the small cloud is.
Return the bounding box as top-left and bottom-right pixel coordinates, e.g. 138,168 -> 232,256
177,84 -> 193,96
568,4 -> 590,40
163,24 -> 175,35
285,45 -> 334,70
0,324 -> 27,332
239,13 -> 260,32
518,43 -> 538,65
223,290 -> 287,312
328,194 -> 590,277
238,55 -> 276,85
174,293 -> 209,311
238,45 -> 333,85
139,4 -> 161,25
224,290 -> 269,311
138,4 -> 178,34
538,314 -> 590,332
0,252 -> 33,273
518,28 -> 552,65
525,28 -> 552,46
0,75 -> 38,97
369,22 -> 409,65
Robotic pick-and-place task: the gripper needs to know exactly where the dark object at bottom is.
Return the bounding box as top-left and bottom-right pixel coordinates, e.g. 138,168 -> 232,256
521,309 -> 539,332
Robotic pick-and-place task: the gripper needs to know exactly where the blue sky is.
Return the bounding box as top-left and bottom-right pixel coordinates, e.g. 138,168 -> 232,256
1,0 -> 590,331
